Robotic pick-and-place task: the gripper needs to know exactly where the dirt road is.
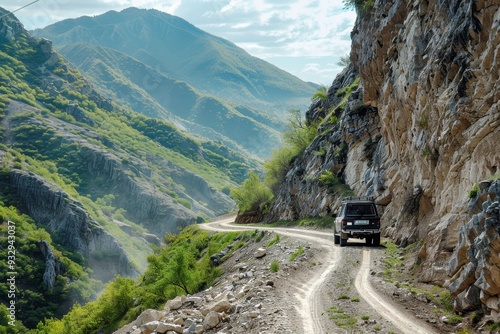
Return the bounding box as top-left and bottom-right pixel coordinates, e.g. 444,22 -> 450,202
202,216 -> 440,334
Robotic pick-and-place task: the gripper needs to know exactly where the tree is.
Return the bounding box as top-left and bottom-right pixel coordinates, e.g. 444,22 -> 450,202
164,249 -> 195,295
337,54 -> 351,67
231,172 -> 273,213
282,108 -> 319,154
342,0 -> 374,16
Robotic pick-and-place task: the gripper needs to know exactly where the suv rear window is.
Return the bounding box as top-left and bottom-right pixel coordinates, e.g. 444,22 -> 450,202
346,204 -> 375,215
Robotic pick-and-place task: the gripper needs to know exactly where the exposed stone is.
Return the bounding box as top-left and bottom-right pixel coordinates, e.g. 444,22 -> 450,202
155,322 -> 182,334
254,248 -> 267,259
166,296 -> 184,311
202,311 -> 220,330
140,321 -> 159,334
36,240 -> 61,290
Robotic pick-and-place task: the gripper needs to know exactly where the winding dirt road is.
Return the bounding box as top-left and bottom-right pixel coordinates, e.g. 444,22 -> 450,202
202,216 -> 439,334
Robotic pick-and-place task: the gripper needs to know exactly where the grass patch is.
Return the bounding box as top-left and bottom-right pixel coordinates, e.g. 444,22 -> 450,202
487,322 -> 500,331
289,246 -> 305,262
298,216 -> 335,228
337,294 -> 350,300
382,240 -> 419,282
267,234 -> 280,248
328,306 -> 357,330
270,260 -> 280,273
448,315 -> 463,324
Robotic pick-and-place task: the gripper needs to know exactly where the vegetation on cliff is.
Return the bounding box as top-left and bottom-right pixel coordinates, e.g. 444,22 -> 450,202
0,202 -> 103,331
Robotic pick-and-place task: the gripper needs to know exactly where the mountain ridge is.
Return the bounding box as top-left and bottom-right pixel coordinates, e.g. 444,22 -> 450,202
32,7 -> 318,158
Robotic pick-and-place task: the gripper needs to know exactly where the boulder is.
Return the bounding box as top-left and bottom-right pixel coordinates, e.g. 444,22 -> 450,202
203,311 -> 220,330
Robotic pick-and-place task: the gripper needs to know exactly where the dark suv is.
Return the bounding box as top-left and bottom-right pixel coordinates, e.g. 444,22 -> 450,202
334,196 -> 381,246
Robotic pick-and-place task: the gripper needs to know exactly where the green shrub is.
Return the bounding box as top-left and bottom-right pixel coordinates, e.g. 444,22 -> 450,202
487,322 -> 500,331
264,146 -> 295,193
311,85 -> 328,102
439,290 -> 454,313
328,306 -> 357,330
337,55 -> 350,67
176,198 -> 192,209
448,315 -> 463,324
468,183 -> 480,198
319,170 -> 353,196
264,109 -> 320,193
342,0 -> 374,16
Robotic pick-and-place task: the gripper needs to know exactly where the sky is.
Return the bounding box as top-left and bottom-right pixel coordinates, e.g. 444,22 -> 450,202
2,0 -> 356,85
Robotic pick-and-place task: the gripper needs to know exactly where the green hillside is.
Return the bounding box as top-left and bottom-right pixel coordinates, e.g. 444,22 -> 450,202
0,8 -> 263,330
55,42 -> 282,157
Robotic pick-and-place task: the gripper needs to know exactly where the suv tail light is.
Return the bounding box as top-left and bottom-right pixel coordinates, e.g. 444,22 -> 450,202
375,220 -> 380,226
342,220 -> 347,226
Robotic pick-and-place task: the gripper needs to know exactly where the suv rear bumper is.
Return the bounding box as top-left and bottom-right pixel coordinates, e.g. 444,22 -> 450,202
342,229 -> 380,237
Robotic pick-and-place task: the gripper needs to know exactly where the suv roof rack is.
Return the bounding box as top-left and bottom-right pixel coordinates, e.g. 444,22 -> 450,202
342,196 -> 374,202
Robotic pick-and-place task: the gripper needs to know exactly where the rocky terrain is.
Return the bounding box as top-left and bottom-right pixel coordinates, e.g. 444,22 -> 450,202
113,222 -> 495,334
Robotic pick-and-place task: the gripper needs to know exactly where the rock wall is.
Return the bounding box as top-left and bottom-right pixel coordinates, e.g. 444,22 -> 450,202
265,0 -> 499,315
446,180 -> 500,320
78,145 -> 234,236
350,0 -> 499,283
9,170 -> 139,281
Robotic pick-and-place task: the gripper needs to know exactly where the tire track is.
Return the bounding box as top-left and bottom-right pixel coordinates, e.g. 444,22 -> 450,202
355,249 -> 439,334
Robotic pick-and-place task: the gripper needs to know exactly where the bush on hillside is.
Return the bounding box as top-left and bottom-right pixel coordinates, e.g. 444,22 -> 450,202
263,109 -> 319,194
231,172 -> 273,213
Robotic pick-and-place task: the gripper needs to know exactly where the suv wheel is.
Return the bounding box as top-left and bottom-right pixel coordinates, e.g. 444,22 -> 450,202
365,236 -> 373,245
340,237 -> 347,247
373,233 -> 381,246
334,234 -> 340,245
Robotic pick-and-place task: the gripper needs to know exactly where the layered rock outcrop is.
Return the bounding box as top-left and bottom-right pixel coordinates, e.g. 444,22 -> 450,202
9,170 -> 138,281
265,0 -> 499,315
447,180 -> 500,319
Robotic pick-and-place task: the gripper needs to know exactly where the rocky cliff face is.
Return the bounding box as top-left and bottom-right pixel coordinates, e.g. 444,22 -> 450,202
266,0 -> 499,315
9,170 -> 139,281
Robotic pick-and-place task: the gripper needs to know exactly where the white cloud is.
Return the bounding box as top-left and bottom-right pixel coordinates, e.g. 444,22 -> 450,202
1,0 -> 356,84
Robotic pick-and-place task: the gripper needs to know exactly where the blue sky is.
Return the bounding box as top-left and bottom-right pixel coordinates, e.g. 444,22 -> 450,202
3,0 -> 356,85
